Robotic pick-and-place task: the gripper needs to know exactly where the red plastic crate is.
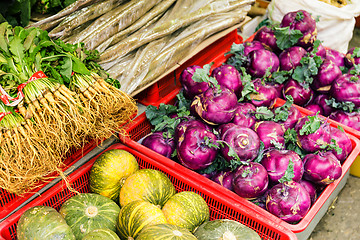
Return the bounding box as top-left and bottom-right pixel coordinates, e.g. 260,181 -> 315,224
0,138 -> 101,221
0,143 -> 297,240
122,95 -> 360,240
134,29 -> 243,107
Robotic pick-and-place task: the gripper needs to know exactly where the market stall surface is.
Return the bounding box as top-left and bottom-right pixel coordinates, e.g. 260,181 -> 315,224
308,27 -> 360,240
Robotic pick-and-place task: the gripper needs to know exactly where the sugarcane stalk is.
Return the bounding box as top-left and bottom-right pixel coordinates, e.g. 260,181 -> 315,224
99,0 -> 255,65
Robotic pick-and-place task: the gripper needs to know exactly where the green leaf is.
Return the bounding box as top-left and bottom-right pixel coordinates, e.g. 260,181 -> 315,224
299,112 -> 322,136
253,141 -> 265,163
326,139 -> 343,155
60,56 -> 72,81
238,67 -> 257,102
23,28 -> 38,51
270,139 -> 284,149
269,70 -> 291,84
352,47 -> 360,58
292,54 -> 322,85
278,159 -> 295,183
225,43 -> 249,70
176,90 -> 191,110
192,63 -> 220,93
19,0 -> 31,27
349,64 -> 360,76
295,11 -> 304,21
70,55 -> 90,75
0,22 -> 10,54
254,106 -> 274,120
198,154 -> 230,174
274,26 -> 303,50
273,95 -> 294,122
325,98 -> 355,113
337,125 -> 345,132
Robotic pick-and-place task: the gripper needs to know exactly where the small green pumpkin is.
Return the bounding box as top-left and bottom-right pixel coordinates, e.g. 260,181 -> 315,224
89,149 -> 139,202
119,168 -> 176,207
116,200 -> 167,239
82,228 -> 120,240
193,219 -> 262,240
17,205 -> 75,240
162,191 -> 209,232
136,223 -> 197,240
59,193 -> 120,240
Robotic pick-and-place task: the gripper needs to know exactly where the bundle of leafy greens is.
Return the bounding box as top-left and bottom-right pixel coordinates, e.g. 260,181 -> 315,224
0,22 -> 136,195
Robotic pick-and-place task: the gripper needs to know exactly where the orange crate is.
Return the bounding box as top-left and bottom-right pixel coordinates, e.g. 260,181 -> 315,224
0,143 -> 297,240
123,98 -> 360,240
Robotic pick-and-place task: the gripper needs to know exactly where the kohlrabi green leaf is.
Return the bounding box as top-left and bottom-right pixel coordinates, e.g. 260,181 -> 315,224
253,141 -> 265,163
255,106 -> 274,120
325,98 -> 356,113
299,112 -> 322,136
238,67 -> 258,102
278,159 -> 295,183
274,26 -> 303,50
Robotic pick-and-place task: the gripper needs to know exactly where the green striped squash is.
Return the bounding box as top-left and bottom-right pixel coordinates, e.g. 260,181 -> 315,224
17,205 -> 75,240
59,193 -> 120,240
162,191 -> 210,232
194,219 -> 262,240
116,200 -> 167,239
89,149 -> 139,202
82,228 -> 120,240
119,168 -> 176,207
136,224 -> 197,240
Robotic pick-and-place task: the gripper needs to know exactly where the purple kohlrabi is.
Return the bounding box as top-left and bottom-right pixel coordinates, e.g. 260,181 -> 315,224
142,131 -> 175,159
212,170 -> 234,191
299,179 -> 318,205
326,49 -> 346,68
220,124 -> 260,162
330,73 -> 360,108
344,47 -> 360,68
250,78 -> 279,108
266,181 -> 311,223
304,104 -> 324,115
313,94 -> 334,117
280,10 -> 317,48
211,64 -> 243,96
282,79 -> 314,106
191,85 -> 238,125
295,114 -> 331,153
261,149 -> 304,185
279,46 -> 307,71
179,65 -> 209,99
253,26 -> 280,53
232,162 -> 269,199
303,151 -> 342,185
253,121 -> 285,149
243,40 -> 266,56
330,127 -> 353,163
177,127 -> 218,171
329,110 -> 360,131
311,59 -> 342,93
232,102 -> 256,128
247,49 -> 279,78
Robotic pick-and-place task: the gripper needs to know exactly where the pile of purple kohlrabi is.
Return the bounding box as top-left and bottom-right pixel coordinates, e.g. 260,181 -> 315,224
140,9 -> 355,225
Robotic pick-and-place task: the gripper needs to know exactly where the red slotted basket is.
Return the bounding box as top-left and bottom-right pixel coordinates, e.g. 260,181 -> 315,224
122,98 -> 360,240
0,143 -> 297,240
0,138 -> 101,220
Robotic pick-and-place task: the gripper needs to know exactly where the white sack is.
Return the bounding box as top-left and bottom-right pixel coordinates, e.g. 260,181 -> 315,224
267,0 -> 360,53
